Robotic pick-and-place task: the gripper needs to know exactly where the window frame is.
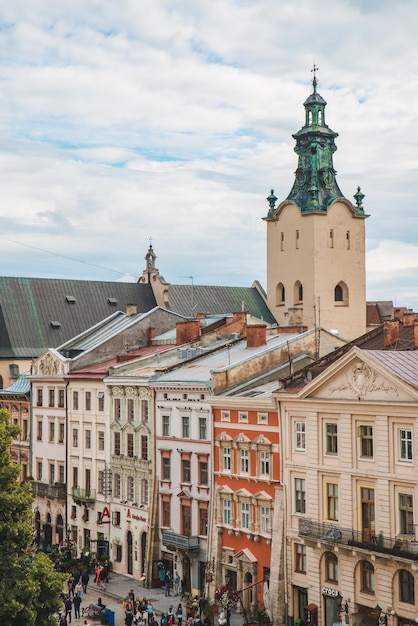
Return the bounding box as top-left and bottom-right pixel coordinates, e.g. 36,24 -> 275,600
326,422 -> 338,455
295,421 -> 306,451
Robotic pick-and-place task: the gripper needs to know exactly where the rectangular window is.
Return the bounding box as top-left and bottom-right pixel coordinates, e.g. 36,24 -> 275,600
49,463 -> 55,484
58,422 -> 65,444
326,423 -> 338,455
199,461 -> 208,485
162,499 -> 171,527
162,457 -> 171,480
182,459 -> 191,483
73,391 -> 79,410
127,433 -> 134,458
141,399 -> 149,422
73,428 -> 79,447
221,410 -> 230,422
238,411 -> 248,423
296,229 -> 299,249
98,392 -> 104,412
37,388 -> 43,407
359,425 -> 374,458
260,506 -> 271,534
127,476 -> 134,501
223,447 -> 231,471
85,429 -> 91,450
141,435 -> 148,460
295,543 -> 306,573
58,464 -> 64,484
399,493 -> 414,535
258,412 -> 268,425
260,451 -> 270,476
98,470 -> 105,494
280,231 -> 284,251
295,421 -> 306,451
37,420 -> 43,441
73,466 -> 78,488
295,477 -> 306,514
114,431 -> 121,455
114,474 -> 121,498
182,504 -> 192,536
199,417 -> 207,440
241,502 -> 250,529
127,398 -> 135,421
115,543 -> 122,560
98,431 -> 105,451
85,391 -> 91,411
329,229 -> 334,248
141,479 -> 149,505
49,421 -> 55,442
399,429 -> 413,462
240,448 -> 249,474
37,461 -> 42,481
346,230 -> 351,250
22,419 -> 28,441
223,499 -> 231,525
49,389 -> 55,407
162,415 -> 170,437
58,389 -> 65,408
199,507 -> 208,536
326,483 -> 339,521
361,561 -> 374,592
182,416 -> 190,438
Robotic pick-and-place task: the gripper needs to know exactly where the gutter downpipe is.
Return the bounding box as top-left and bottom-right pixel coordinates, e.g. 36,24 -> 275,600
277,394 -> 289,626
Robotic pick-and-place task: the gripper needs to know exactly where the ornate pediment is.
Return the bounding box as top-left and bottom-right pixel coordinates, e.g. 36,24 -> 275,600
33,351 -> 66,376
330,361 -> 398,399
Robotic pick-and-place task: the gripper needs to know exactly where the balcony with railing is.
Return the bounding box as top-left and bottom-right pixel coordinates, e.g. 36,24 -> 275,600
298,518 -> 418,561
71,487 -> 96,504
162,530 -> 200,552
32,481 -> 67,500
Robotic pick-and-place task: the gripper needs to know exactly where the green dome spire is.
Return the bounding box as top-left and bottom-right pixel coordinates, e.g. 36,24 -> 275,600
286,67 -> 344,212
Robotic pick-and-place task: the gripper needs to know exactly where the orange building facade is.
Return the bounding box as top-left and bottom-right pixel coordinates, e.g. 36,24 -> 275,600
208,391 -> 282,616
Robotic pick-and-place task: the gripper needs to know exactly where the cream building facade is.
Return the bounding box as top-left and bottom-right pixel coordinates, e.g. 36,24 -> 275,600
278,345 -> 418,626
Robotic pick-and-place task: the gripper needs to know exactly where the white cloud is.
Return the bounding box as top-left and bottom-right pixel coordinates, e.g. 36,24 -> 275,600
0,0 -> 417,310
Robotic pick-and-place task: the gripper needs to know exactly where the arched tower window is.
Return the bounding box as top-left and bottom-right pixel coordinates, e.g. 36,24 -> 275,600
334,282 -> 349,306
324,551 -> 338,582
276,283 -> 285,306
360,560 -> 374,593
294,281 -> 303,304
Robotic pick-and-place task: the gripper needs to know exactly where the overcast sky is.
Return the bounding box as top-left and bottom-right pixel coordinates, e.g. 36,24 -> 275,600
0,0 -> 417,311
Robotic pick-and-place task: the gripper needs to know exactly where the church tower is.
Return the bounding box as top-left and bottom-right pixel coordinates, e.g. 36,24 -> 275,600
264,71 -> 368,340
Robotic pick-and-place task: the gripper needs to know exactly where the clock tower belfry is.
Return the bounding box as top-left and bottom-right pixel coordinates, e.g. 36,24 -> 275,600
264,70 -> 368,340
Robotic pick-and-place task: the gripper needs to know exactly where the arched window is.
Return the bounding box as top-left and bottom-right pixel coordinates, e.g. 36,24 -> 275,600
294,281 -> 303,304
360,560 -> 374,593
400,569 -> 415,604
276,283 -> 285,306
325,551 -> 338,582
334,281 -> 349,305
114,473 -> 121,498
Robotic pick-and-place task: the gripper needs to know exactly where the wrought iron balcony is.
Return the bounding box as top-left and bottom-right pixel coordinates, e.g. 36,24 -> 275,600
298,518 -> 418,560
32,481 -> 67,500
71,487 -> 96,503
162,530 -> 200,552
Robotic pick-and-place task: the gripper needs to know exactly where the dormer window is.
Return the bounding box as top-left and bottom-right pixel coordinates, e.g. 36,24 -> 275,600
50,321 -> 61,329
65,295 -> 76,304
108,297 -> 117,306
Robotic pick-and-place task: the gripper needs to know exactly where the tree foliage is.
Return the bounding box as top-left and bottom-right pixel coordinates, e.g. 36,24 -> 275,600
0,409 -> 65,625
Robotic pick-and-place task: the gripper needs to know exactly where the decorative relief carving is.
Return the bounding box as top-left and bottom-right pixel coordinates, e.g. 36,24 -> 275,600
125,387 -> 136,398
330,362 -> 398,398
38,353 -> 63,376
138,388 -> 151,400
110,386 -> 122,397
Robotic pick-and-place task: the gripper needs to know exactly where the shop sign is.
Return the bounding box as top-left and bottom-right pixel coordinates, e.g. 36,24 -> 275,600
322,587 -> 339,597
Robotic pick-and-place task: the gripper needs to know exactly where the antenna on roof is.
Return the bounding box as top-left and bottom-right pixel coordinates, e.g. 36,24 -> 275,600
179,275 -> 195,318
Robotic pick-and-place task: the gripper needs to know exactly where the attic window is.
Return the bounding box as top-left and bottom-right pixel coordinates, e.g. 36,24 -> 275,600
108,297 -> 118,306
50,321 -> 61,329
65,295 -> 76,304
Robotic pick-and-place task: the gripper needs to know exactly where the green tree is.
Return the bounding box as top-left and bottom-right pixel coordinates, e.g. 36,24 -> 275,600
0,409 -> 65,625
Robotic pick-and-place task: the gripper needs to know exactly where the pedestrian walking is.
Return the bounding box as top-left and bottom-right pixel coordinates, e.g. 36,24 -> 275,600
73,594 -> 82,619
173,571 -> 180,596
164,571 -> 171,597
64,596 -> 73,624
176,603 -> 183,626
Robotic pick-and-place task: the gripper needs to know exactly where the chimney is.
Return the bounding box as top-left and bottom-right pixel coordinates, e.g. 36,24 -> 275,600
148,327 -> 156,344
232,311 -> 248,322
126,303 -> 138,316
246,324 -> 267,348
384,321 -> 399,348
414,322 -> 418,350
404,313 -> 418,327
176,320 -> 201,346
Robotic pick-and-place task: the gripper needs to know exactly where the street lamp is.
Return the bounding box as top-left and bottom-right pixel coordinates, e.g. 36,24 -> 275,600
375,606 -> 395,625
